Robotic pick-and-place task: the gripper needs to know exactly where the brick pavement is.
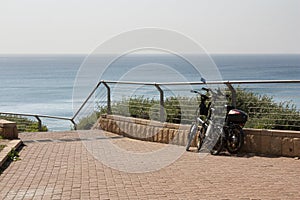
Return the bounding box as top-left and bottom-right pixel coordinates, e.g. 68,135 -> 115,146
0,130 -> 300,199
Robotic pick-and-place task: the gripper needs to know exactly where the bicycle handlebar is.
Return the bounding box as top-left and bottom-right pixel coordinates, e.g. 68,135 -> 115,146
201,87 -> 209,92
191,87 -> 225,98
190,87 -> 210,94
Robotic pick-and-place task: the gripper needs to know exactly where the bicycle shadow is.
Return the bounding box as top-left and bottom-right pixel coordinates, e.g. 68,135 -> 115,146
186,147 -> 282,159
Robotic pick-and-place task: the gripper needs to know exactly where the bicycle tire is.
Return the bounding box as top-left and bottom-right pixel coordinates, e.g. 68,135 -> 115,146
186,123 -> 197,151
226,125 -> 244,154
197,126 -> 206,151
210,127 -> 224,155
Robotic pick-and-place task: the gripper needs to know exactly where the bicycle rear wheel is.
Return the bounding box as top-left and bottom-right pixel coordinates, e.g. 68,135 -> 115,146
226,125 -> 244,154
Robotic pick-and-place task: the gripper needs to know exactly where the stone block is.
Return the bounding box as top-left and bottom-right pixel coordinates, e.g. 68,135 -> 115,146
124,122 -> 129,136
173,130 -> 179,145
145,126 -> 152,141
181,130 -> 188,147
153,127 -> 159,142
260,133 -> 272,154
176,130 -> 182,146
157,128 -> 164,143
126,123 -> 133,137
107,120 -> 113,132
163,128 -> 169,144
132,124 -> 138,138
141,124 -> 147,139
293,138 -> 300,157
134,124 -> 140,138
270,136 -> 282,156
118,121 -> 124,135
98,118 -> 104,130
149,126 -> 155,142
282,137 -> 294,157
103,118 -> 109,131
0,119 -> 18,139
168,129 -> 175,144
139,125 -> 146,140
112,122 -> 118,134
243,134 -> 252,153
248,134 -> 262,153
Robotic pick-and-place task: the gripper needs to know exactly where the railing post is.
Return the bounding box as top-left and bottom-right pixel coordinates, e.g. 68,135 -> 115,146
155,84 -> 165,122
226,82 -> 237,108
102,81 -> 112,115
71,119 -> 77,130
35,116 -> 42,131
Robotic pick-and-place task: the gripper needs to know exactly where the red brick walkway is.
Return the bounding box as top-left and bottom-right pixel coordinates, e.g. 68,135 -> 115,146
0,130 -> 300,199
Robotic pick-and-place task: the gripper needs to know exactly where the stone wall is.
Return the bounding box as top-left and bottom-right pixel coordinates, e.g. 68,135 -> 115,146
243,129 -> 300,157
95,115 -> 193,146
0,119 -> 18,139
95,115 -> 300,157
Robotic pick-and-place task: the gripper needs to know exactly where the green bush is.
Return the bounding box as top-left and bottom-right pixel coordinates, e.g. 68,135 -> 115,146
79,88 -> 300,131
234,88 -> 300,130
0,145 -> 6,152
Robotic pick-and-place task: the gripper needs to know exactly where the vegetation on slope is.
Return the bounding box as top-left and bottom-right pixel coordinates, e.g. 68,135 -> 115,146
77,88 -> 300,131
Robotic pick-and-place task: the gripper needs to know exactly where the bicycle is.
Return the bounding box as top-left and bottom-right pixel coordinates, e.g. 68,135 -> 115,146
186,87 -> 247,155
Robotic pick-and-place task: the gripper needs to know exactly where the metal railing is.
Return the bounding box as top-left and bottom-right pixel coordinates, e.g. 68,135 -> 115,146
1,79 -> 300,131
73,79 -> 300,130
0,112 -> 76,132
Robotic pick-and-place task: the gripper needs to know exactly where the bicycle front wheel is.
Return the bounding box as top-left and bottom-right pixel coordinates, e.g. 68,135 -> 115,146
210,126 -> 224,155
197,126 -> 206,151
186,123 -> 197,151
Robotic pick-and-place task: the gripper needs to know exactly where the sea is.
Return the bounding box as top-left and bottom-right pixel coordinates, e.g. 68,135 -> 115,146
0,54 -> 299,130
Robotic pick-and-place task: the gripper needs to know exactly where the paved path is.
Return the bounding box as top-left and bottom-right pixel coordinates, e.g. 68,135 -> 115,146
0,130 -> 300,200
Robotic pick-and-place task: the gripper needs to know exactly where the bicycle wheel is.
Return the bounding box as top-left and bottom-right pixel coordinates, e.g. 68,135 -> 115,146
186,123 -> 197,151
226,125 -> 244,154
197,126 -> 206,151
210,127 -> 224,155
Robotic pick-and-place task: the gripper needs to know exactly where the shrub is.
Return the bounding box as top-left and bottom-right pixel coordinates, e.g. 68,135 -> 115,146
79,88 -> 300,131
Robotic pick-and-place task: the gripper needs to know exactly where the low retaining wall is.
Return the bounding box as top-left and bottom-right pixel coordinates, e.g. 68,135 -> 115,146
95,115 -> 192,146
243,129 -> 300,157
0,119 -> 18,139
95,115 -> 300,157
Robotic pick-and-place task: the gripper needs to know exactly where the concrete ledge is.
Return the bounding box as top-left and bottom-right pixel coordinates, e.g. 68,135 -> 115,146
95,115 -> 191,145
0,119 -> 18,139
96,115 -> 300,157
0,139 -> 22,168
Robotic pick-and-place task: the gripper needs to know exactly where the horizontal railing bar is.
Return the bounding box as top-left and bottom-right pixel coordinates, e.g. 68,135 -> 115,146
101,79 -> 300,86
0,112 -> 72,121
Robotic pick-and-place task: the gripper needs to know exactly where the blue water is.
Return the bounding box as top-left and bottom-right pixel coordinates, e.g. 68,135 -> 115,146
0,54 -> 299,130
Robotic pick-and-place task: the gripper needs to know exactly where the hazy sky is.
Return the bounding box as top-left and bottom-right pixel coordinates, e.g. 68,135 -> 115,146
0,0 -> 299,54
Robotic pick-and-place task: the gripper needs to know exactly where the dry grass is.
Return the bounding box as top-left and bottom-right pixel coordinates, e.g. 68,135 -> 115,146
0,138 -> 9,152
